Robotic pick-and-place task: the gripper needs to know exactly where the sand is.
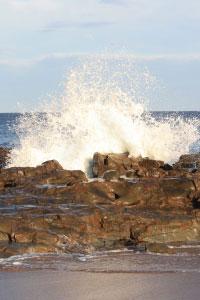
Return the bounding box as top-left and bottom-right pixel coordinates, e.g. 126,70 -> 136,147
0,271 -> 200,300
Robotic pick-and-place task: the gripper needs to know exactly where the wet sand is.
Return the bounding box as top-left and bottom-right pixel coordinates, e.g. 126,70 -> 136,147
0,271 -> 200,300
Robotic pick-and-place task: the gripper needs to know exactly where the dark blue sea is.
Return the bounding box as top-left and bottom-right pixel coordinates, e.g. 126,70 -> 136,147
0,112 -> 200,150
0,113 -> 21,147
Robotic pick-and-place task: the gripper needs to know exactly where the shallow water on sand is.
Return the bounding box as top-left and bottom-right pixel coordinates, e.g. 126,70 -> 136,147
0,251 -> 200,273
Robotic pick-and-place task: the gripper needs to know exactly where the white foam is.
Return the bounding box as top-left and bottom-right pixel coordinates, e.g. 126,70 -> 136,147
8,56 -> 200,175
168,244 -> 200,249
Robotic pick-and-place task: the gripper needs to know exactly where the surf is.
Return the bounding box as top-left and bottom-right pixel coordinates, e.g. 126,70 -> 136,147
8,56 -> 200,174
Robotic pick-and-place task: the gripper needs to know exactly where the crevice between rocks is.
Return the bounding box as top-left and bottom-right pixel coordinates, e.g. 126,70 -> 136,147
192,197 -> 200,209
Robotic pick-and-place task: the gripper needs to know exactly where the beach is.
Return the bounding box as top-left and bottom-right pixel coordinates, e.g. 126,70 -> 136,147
0,270 -> 200,300
1,1 -> 200,299
0,61 -> 200,300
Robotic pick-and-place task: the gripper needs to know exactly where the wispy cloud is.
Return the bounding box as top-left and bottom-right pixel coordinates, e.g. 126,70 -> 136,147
41,20 -> 115,32
100,0 -> 128,5
2,52 -> 200,68
81,21 -> 115,28
0,53 -> 76,67
133,53 -> 200,62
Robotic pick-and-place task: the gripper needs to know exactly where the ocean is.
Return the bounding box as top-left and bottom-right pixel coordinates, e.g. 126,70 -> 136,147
0,113 -> 20,147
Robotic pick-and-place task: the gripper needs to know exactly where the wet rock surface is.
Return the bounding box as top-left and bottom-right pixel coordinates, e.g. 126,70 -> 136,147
0,151 -> 200,258
93,152 -> 166,178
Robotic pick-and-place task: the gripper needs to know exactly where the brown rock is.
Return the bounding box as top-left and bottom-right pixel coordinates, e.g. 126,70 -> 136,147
0,147 -> 10,168
192,172 -> 200,190
93,152 -> 133,177
174,154 -> 200,171
103,170 -> 120,181
36,160 -> 63,174
140,219 -> 200,244
92,152 -> 166,178
0,160 -> 87,188
0,232 -> 10,242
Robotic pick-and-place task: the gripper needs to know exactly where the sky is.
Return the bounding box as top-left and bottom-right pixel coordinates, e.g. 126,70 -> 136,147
0,0 -> 200,111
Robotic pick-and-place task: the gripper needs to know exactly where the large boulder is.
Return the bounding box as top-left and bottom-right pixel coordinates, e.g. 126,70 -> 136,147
92,152 -> 165,178
92,152 -> 134,177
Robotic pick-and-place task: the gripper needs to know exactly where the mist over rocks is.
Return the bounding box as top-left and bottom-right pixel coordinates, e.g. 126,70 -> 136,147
0,147 -> 200,258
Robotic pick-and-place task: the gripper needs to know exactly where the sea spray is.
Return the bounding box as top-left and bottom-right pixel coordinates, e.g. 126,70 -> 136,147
8,56 -> 200,174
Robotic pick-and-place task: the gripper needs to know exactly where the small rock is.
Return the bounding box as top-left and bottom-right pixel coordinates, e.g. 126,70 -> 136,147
0,147 -> 10,168
174,154 -> 200,171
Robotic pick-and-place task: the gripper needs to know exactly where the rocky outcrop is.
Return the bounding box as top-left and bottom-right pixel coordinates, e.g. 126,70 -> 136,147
0,151 -> 199,257
93,152 -> 173,179
0,160 -> 87,190
93,152 -> 200,180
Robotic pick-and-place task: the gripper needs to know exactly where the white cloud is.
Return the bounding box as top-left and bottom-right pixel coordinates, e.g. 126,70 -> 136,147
41,20 -> 115,32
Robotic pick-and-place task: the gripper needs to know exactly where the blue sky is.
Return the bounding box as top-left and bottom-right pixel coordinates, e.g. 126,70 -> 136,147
0,0 -> 200,111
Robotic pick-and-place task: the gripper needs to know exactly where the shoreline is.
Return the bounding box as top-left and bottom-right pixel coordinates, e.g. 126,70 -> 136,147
0,251 -> 199,274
